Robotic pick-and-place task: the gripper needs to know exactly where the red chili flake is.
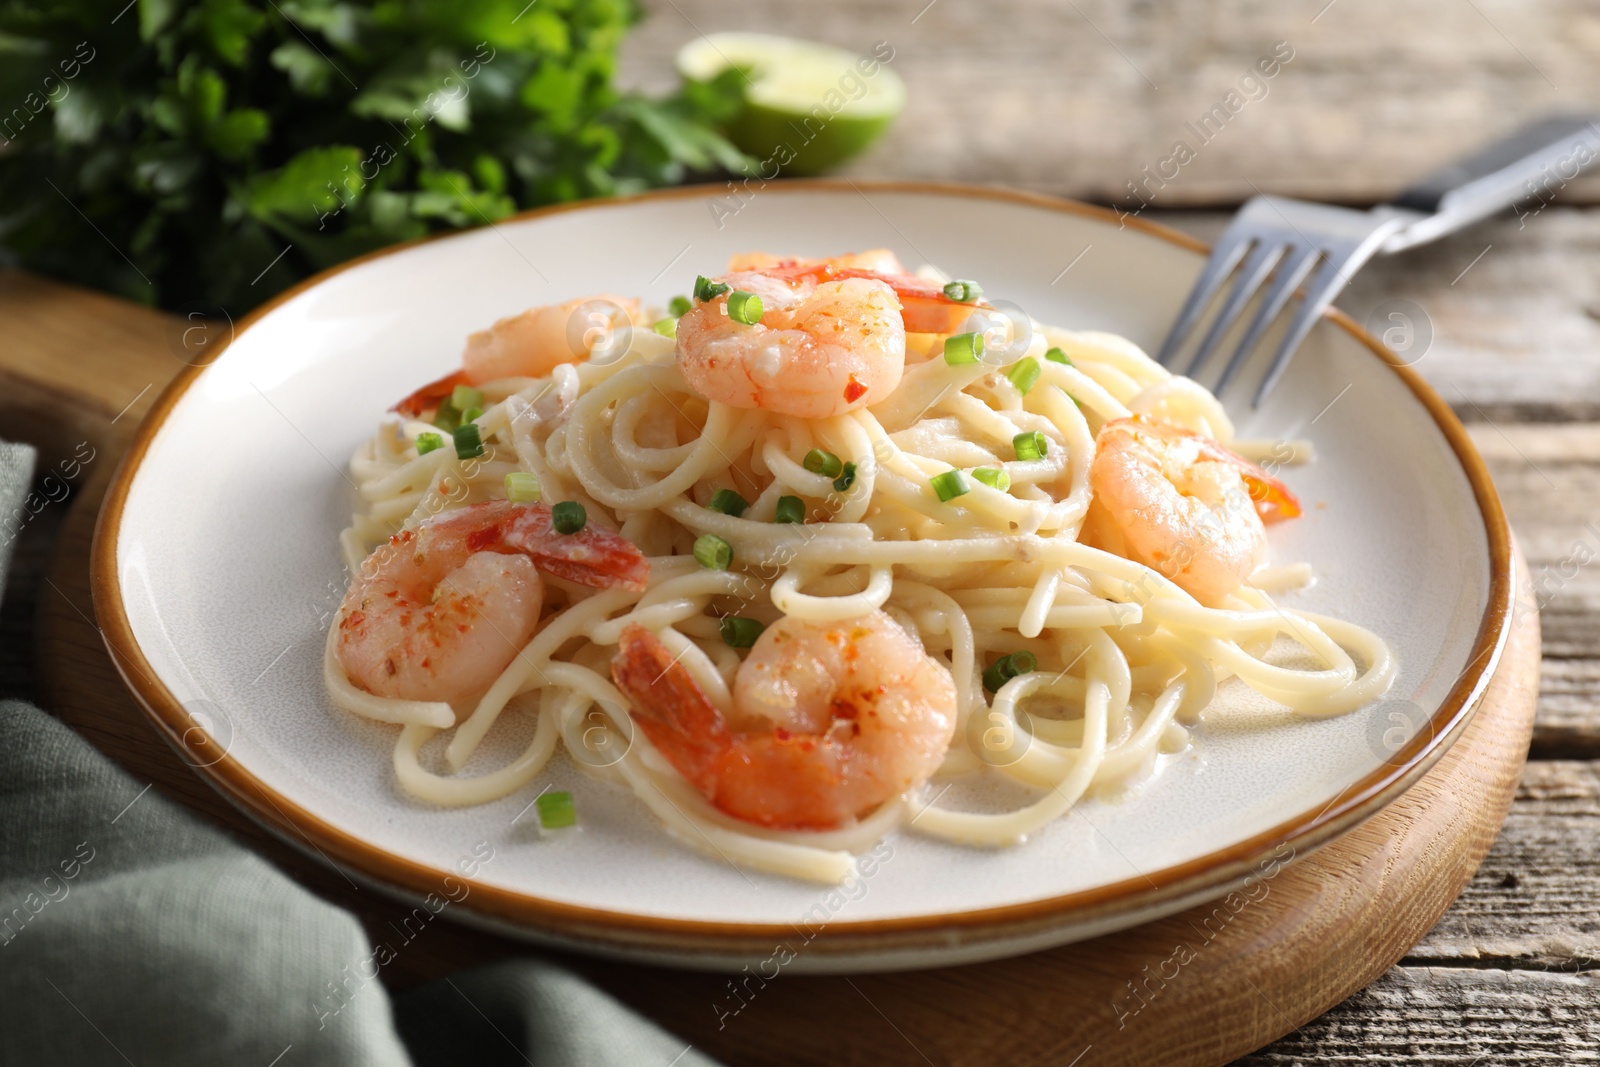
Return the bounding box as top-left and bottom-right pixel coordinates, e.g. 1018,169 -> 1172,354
831,699 -> 858,721
774,727 -> 792,741
843,375 -> 868,402
383,658 -> 396,676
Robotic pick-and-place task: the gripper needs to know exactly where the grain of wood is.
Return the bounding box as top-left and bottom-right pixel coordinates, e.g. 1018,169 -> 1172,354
1409,761 -> 1600,965
1236,967 -> 1600,1065
620,0 -> 1600,206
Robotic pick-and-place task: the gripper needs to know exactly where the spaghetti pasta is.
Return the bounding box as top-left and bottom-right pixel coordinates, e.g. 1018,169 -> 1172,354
327,258 -> 1395,884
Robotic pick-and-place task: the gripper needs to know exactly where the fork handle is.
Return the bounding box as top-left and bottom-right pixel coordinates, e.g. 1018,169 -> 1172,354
1382,113 -> 1600,252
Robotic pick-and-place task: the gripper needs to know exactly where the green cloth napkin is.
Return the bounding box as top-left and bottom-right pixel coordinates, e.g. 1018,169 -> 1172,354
0,440 -> 719,1067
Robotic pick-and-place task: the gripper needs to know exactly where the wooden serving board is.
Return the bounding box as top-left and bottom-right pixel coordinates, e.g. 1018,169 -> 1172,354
0,267 -> 1540,1066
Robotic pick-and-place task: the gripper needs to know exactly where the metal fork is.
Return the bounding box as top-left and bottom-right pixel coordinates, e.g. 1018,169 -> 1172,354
1157,114 -> 1600,407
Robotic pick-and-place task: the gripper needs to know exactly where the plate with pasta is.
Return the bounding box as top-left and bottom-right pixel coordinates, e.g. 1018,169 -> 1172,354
96,182 -> 1511,971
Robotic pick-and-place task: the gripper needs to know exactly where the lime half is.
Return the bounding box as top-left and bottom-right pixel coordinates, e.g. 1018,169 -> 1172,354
677,32 -> 906,176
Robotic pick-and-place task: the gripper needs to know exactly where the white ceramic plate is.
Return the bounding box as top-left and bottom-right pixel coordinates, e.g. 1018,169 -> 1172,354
94,183 -> 1511,972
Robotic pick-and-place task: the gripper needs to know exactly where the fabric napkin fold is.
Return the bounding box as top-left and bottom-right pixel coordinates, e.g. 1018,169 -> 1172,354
0,439 -> 720,1067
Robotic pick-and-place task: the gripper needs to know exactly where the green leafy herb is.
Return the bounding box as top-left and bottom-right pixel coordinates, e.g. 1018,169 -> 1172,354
0,2 -> 750,311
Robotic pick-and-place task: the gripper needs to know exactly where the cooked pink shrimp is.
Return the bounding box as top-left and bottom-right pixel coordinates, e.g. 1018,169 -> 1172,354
727,248 -> 907,274
393,296 -> 639,417
1085,416 -> 1301,602
611,612 -> 957,830
336,500 -> 649,706
675,272 -> 907,419
674,254 -> 982,418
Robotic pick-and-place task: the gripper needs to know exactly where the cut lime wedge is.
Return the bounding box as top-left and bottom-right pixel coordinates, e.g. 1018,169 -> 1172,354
677,32 -> 906,176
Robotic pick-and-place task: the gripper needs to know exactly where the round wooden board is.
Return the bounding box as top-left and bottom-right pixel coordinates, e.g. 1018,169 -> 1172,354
10,270 -> 1540,1066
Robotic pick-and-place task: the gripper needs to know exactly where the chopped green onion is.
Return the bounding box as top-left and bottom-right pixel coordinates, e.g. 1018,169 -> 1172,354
930,469 -> 970,503
452,423 -> 485,459
726,290 -> 763,325
414,432 -> 445,456
803,448 -> 843,478
971,467 -> 1011,492
1013,431 -> 1049,461
535,791 -> 576,829
943,331 -> 985,365
943,279 -> 983,303
668,295 -> 693,317
1045,346 -> 1072,366
982,650 -> 1039,693
653,317 -> 678,338
833,462 -> 858,493
693,534 -> 733,571
459,406 -> 483,424
504,471 -> 541,502
551,501 -> 586,534
432,403 -> 460,432
774,496 -> 805,524
707,488 -> 749,517
720,615 -> 765,649
451,384 -> 484,412
694,275 -> 730,302
1006,357 -> 1041,396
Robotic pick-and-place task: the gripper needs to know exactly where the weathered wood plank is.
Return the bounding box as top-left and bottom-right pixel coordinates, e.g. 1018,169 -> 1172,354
1408,761 -> 1600,964
622,0 -> 1600,206
1238,966 -> 1600,1066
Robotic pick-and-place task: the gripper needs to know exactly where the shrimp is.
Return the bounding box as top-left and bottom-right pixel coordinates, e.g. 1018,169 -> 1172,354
393,296 -> 639,417
336,500 -> 649,706
1084,415 -> 1301,602
674,259 -> 976,419
611,612 -> 958,830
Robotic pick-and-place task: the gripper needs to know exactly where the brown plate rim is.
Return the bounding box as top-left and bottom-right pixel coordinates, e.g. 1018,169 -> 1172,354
90,179 -> 1513,954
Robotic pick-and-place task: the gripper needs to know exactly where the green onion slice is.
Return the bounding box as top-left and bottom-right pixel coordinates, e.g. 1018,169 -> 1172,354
459,406 -> 483,424
551,500 -> 586,534
1013,431 -> 1049,461
504,471 -> 541,502
833,462 -> 858,493
653,317 -> 678,338
774,496 -> 805,524
694,275 -> 730,302
720,615 -> 765,649
982,650 -> 1039,693
942,279 -> 983,303
1044,346 -> 1072,366
971,467 -> 1011,492
1006,356 -> 1041,396
535,791 -> 576,829
803,449 -> 843,478
693,534 -> 733,571
451,384 -> 484,412
668,295 -> 693,317
930,469 -> 970,503
943,331 -> 985,365
726,290 -> 763,325
707,488 -> 750,517
452,423 -> 485,459
414,432 -> 445,456
432,403 -> 461,432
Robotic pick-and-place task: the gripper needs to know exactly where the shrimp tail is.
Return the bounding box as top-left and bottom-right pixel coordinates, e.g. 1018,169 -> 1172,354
392,369 -> 470,418
501,505 -> 651,592
612,625 -> 730,785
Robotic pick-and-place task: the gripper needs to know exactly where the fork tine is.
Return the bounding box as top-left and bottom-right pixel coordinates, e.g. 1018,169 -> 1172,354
1179,239 -> 1288,377
1250,250 -> 1364,407
1210,244 -> 1322,397
1154,231 -> 1253,366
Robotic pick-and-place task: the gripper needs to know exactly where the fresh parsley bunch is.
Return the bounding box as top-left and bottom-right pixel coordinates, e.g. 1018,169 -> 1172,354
0,0 -> 746,311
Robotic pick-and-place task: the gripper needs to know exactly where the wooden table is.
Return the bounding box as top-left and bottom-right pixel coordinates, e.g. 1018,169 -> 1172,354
1,0 -> 1596,1061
